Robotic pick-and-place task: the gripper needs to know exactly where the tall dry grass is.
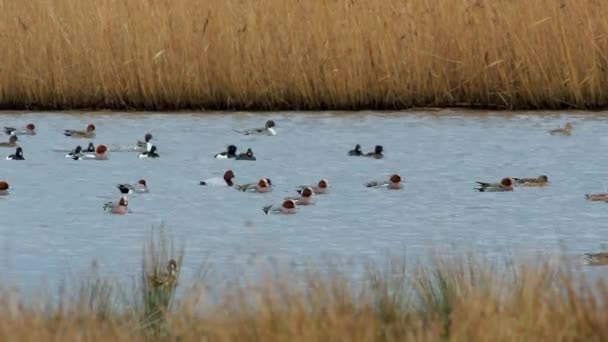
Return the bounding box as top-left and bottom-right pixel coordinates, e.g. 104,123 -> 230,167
0,231 -> 607,341
1,0 -> 608,110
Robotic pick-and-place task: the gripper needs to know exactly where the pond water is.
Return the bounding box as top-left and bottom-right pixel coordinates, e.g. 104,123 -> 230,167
1,110 -> 608,291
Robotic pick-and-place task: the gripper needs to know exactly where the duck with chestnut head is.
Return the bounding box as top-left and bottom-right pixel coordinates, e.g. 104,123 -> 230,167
74,145 -> 108,160
286,187 -> 314,205
365,174 -> 403,190
475,178 -> 513,192
117,179 -> 149,194
0,181 -> 9,196
262,199 -> 297,215
103,196 -> 129,214
4,123 -> 36,136
64,123 -> 96,138
297,179 -> 329,194
200,170 -> 236,187
235,178 -> 272,193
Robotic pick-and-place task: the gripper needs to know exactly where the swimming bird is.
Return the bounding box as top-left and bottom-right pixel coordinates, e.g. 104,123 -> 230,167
235,178 -> 272,193
364,145 -> 384,159
136,133 -> 153,152
513,175 -> 549,187
74,145 -> 108,160
6,147 -> 24,160
585,193 -> 608,201
138,145 -> 159,158
4,123 -> 36,136
365,174 -> 403,190
103,196 -> 128,215
234,120 -> 276,136
348,144 -> 363,156
215,145 -> 237,159
475,178 -> 513,192
64,124 -> 96,138
583,252 -> 608,266
83,142 -> 95,152
65,145 -> 84,158
200,170 -> 236,186
236,148 -> 256,161
286,187 -> 314,205
549,123 -> 573,136
262,199 -> 297,215
297,179 -> 329,194
117,179 -> 149,194
147,259 -> 178,288
0,181 -> 9,196
0,135 -> 18,148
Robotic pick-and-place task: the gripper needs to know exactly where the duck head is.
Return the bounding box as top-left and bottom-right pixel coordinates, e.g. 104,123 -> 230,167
224,170 -> 235,186
15,147 -> 23,157
354,144 -> 361,153
318,179 -> 329,189
266,120 -> 276,128
390,174 -> 401,183
96,145 -> 108,154
375,145 -> 384,154
301,187 -> 314,198
258,178 -> 269,189
227,145 -> 237,155
282,199 -> 296,210
265,178 -> 272,186
86,142 -> 95,151
26,123 -> 35,131
138,179 -> 147,187
501,178 -> 512,187
74,145 -> 82,154
539,175 -> 548,182
145,133 -> 153,142
246,148 -> 254,157
87,124 -> 96,132
119,197 -> 128,207
0,181 -> 8,191
167,259 -> 177,275
9,135 -> 17,143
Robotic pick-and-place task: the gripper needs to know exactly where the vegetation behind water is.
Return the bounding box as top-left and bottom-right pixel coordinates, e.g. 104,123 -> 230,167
1,229 -> 607,341
1,0 -> 608,110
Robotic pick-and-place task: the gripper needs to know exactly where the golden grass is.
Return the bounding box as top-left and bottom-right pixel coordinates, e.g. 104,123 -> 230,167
1,0 -> 608,110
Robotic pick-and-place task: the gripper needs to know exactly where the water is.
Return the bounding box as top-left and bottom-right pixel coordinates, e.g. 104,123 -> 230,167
1,110 -> 608,291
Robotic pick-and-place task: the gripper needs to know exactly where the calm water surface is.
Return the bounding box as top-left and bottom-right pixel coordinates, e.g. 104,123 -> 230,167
1,110 -> 608,291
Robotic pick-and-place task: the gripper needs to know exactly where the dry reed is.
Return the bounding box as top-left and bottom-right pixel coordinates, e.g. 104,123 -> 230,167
1,0 -> 608,110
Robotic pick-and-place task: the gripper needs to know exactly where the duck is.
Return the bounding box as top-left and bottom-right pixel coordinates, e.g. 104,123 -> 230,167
285,187 -> 314,205
65,145 -> 84,158
200,170 -> 235,187
236,148 -> 256,161
138,145 -> 159,159
0,135 -> 18,148
365,174 -> 403,190
585,193 -> 608,201
262,199 -> 297,215
4,123 -> 36,136
6,147 -> 24,160
297,179 -> 329,194
214,145 -> 237,159
549,122 -> 573,136
475,178 -> 513,192
235,178 -> 272,193
147,259 -> 178,288
364,145 -> 384,159
103,196 -> 128,215
348,144 -> 363,156
64,124 -> 96,138
117,179 -> 149,194
0,181 -> 9,196
583,252 -> 608,266
513,175 -> 549,187
74,145 -> 108,160
83,142 -> 95,153
136,133 -> 153,152
234,120 -> 276,136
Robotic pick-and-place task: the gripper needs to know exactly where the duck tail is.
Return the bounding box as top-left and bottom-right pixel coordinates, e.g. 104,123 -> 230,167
262,205 -> 272,214
64,130 -> 73,137
585,194 -> 592,200
233,129 -> 248,135
199,181 -> 207,186
475,187 -> 485,192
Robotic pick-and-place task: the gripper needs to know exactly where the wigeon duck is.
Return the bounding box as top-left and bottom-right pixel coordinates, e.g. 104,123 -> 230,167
235,178 -> 272,193
117,179 -> 149,194
286,187 -> 314,205
236,148 -> 256,161
74,145 -> 108,160
0,135 -> 18,148
138,145 -> 159,159
136,133 -> 153,152
103,196 -> 128,215
262,199 -> 297,215
348,144 -> 363,156
475,178 -> 513,192
297,179 -> 329,194
583,252 -> 608,266
6,147 -> 24,160
365,174 -> 403,190
513,175 -> 549,187
549,122 -> 573,136
234,120 -> 276,136
585,193 -> 608,201
364,145 -> 384,159
4,123 -> 36,136
200,170 -> 235,186
64,124 -> 96,138
0,181 -> 9,196
147,259 -> 178,288
215,145 -> 237,159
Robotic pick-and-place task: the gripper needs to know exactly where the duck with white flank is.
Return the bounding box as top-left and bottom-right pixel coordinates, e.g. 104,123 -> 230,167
262,199 -> 297,215
4,123 -> 36,136
0,135 -> 18,148
235,178 -> 272,193
136,133 -> 153,152
200,170 -> 235,187
475,178 -> 513,192
64,124 -> 96,138
348,144 -> 363,156
366,174 -> 403,190
234,120 -> 276,136
6,147 -> 24,160
296,179 -> 329,194
215,145 -> 237,159
139,145 -> 159,158
117,179 -> 149,194
236,148 -> 256,161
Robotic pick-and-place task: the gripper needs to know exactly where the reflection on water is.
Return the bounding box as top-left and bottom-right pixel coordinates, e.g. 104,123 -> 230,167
1,110 -> 608,290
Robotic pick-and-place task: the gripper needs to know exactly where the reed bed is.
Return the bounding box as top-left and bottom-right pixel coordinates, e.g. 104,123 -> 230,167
0,231 -> 607,341
1,0 -> 608,110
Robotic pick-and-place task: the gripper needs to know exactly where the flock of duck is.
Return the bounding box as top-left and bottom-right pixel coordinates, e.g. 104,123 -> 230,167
1,119 -> 607,264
